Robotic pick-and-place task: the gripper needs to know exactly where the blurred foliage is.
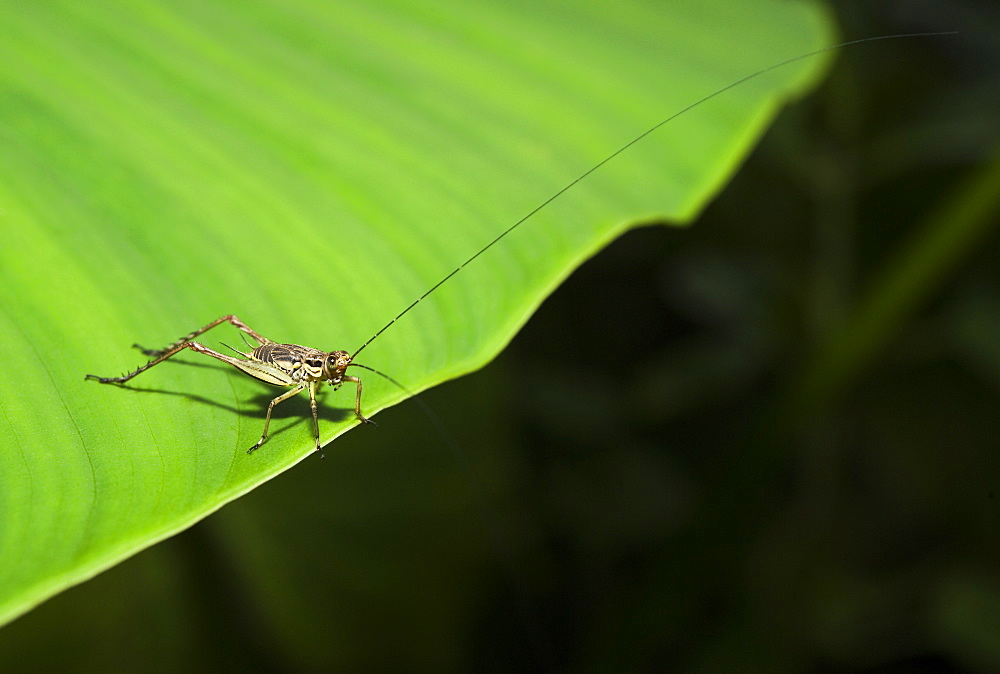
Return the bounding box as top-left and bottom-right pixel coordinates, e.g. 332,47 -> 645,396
1,0 -> 998,672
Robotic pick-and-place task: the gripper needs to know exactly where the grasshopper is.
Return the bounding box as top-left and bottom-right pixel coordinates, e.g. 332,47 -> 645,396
86,33 -> 951,457
87,315 -> 373,456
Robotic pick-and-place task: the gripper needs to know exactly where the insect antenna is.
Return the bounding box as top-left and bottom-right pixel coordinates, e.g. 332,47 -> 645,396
349,31 -> 956,361
350,360 -> 551,658
350,363 -> 456,439
349,361 -> 501,528
349,362 -> 415,397
347,34 -> 950,660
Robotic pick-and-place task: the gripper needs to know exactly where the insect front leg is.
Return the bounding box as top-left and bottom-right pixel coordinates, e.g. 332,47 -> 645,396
344,374 -> 376,427
248,384 -> 306,455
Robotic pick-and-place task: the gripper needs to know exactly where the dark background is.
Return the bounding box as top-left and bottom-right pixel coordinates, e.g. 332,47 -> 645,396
2,1 -> 998,671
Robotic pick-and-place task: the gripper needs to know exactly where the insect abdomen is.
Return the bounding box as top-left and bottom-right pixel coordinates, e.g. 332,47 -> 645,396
252,343 -> 280,363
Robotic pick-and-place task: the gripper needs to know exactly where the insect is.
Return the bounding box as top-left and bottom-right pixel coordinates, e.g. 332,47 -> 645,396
86,33 -> 951,457
87,315 -> 374,456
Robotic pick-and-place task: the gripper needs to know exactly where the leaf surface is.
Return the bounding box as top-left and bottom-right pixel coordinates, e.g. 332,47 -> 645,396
0,0 -> 831,624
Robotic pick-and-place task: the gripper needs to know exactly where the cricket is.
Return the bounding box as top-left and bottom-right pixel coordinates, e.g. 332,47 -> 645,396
86,33 -> 950,457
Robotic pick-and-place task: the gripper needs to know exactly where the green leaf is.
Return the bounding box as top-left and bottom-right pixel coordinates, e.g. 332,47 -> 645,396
0,0 -> 832,625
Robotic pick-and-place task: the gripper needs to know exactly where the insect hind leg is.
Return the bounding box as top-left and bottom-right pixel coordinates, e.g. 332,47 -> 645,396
134,314 -> 269,357
86,340 -> 251,385
87,340 -> 205,384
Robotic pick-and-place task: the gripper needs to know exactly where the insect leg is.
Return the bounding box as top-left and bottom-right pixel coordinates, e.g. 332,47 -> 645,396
85,340 -> 199,384
86,339 -> 254,384
344,374 -> 376,427
248,384 -> 306,455
133,314 -> 269,357
307,382 -> 324,458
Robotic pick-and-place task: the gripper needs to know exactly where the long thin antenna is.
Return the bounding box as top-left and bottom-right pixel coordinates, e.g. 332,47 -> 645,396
350,31 -> 957,360
347,361 -> 554,660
